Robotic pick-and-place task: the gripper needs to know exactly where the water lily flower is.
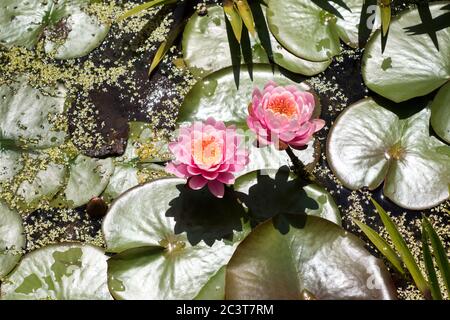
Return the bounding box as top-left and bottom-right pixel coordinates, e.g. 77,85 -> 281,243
166,118 -> 249,198
247,81 -> 325,149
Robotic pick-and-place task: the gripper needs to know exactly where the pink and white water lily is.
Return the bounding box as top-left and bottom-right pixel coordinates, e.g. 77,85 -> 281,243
247,81 -> 325,149
166,118 -> 249,198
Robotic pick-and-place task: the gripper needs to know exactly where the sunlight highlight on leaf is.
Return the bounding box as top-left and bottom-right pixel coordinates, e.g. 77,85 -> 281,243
118,0 -> 177,21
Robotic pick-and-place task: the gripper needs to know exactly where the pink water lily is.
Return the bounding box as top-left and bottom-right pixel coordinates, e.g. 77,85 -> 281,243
166,118 -> 249,198
247,81 -> 325,149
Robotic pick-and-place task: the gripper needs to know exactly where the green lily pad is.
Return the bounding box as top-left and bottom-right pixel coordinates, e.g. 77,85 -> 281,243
194,265 -> 226,300
0,243 -> 112,300
431,82 -> 450,144
16,160 -> 67,208
182,5 -> 330,77
179,64 -> 316,127
0,202 -> 25,279
102,164 -> 140,202
0,0 -> 109,59
362,2 -> 450,102
61,155 -> 114,208
241,137 -> 318,176
327,98 -> 450,210
0,79 -> 67,149
266,0 -> 364,62
44,8 -> 110,60
226,215 -> 396,299
103,178 -> 247,300
0,148 -> 23,192
0,150 -> 68,212
117,122 -> 172,164
234,168 -> 341,226
0,0 -> 51,49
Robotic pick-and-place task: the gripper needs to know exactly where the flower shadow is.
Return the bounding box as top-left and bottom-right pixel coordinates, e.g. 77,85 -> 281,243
235,166 -> 319,234
165,184 -> 247,247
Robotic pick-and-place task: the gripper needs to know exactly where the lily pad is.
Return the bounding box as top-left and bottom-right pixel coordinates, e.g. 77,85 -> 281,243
0,148 -> 23,192
0,202 -> 25,279
44,8 -> 110,60
16,161 -> 67,208
62,155 -> 114,208
117,122 -> 172,164
234,168 -> 341,226
103,178 -> 246,300
362,2 -> 450,102
0,243 -> 112,300
0,80 -> 67,149
0,0 -> 109,59
102,164 -> 140,202
327,98 -> 450,210
0,150 -> 69,212
226,215 -> 396,299
241,137 -> 319,176
179,64 -> 316,128
431,82 -> 450,144
266,0 -> 364,62
182,5 -> 330,77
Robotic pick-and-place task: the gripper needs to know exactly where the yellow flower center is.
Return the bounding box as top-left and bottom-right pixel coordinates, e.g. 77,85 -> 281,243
268,95 -> 297,118
192,135 -> 223,166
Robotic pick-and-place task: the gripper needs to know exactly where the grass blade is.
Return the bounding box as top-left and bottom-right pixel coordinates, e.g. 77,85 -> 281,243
223,0 -> 243,43
236,0 -> 256,37
422,223 -> 443,300
118,0 -> 177,21
352,218 -> 405,275
371,198 -> 430,299
149,22 -> 185,75
379,0 -> 391,36
422,216 -> 450,296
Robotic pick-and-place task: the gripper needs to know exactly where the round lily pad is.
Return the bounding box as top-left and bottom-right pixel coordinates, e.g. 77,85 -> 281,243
62,155 -> 114,208
234,169 -> 341,226
16,161 -> 67,208
0,202 -> 25,279
0,243 -> 112,300
182,5 -> 330,77
0,0 -> 109,59
0,79 -> 67,149
103,178 -> 246,300
266,0 -> 363,61
362,2 -> 450,102
117,122 -> 172,164
179,64 -> 317,127
241,138 -> 318,177
226,215 -> 396,299
0,0 -> 51,49
102,164 -> 140,202
431,82 -> 450,144
327,98 -> 450,210
44,8 -> 110,60
0,148 -> 23,192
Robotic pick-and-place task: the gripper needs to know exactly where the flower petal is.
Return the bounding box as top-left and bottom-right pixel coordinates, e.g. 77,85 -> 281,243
188,175 -> 208,190
208,180 -> 225,198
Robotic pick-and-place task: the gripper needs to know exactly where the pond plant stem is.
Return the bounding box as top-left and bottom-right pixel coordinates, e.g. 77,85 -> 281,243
285,146 -> 316,184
